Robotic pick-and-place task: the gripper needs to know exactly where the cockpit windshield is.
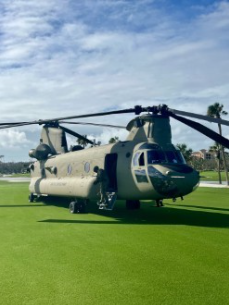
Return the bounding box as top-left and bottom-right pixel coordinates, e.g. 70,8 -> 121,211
147,150 -> 166,164
165,151 -> 186,164
147,150 -> 186,165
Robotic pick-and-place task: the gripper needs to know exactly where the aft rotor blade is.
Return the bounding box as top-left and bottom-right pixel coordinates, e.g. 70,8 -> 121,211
169,112 -> 229,148
59,121 -> 126,129
59,125 -> 94,145
169,108 -> 229,127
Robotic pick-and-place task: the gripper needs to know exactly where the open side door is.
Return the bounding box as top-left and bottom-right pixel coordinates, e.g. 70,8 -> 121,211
105,153 -> 118,191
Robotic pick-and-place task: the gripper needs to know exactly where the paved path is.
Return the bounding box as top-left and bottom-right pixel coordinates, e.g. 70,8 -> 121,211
199,181 -> 229,188
0,177 -> 30,183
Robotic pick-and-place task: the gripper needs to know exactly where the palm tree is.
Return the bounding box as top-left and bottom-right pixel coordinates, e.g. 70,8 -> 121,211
209,142 -> 222,184
90,139 -> 101,147
77,135 -> 88,148
109,136 -> 119,144
176,143 -> 193,163
207,103 -> 229,185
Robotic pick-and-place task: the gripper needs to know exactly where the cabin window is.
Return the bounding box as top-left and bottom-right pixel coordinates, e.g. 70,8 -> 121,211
135,169 -> 148,183
84,162 -> 90,173
67,164 -> 72,175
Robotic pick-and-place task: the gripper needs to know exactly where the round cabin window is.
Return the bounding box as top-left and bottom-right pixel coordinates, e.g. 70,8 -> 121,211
84,162 -> 90,173
67,164 -> 72,175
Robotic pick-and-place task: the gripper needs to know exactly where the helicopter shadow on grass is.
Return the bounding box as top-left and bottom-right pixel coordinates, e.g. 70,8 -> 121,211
38,198 -> 229,229
0,204 -> 47,208
166,203 -> 229,213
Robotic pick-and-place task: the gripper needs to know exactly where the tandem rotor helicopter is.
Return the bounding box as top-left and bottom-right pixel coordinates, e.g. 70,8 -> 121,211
1,104 -> 229,213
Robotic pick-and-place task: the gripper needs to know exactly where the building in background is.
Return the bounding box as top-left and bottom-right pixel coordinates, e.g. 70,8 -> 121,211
192,149 -> 215,160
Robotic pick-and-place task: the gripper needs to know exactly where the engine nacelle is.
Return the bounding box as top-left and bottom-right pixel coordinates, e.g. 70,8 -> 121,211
29,144 -> 52,160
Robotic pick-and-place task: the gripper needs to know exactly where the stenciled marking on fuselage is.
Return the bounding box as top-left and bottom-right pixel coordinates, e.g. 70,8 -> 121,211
50,182 -> 67,186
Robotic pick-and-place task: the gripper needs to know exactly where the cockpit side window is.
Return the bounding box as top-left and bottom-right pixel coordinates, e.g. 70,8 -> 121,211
175,151 -> 186,164
133,152 -> 145,166
133,152 -> 140,166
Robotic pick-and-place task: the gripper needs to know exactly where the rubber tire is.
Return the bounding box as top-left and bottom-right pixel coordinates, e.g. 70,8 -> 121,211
69,200 -> 87,214
69,201 -> 77,214
29,193 -> 35,203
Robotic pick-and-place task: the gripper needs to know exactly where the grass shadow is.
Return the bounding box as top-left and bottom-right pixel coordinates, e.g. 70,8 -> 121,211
0,204 -> 47,208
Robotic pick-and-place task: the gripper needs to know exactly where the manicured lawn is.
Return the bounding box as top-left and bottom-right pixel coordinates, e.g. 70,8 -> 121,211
0,182 -> 228,305
200,170 -> 227,182
6,173 -> 30,178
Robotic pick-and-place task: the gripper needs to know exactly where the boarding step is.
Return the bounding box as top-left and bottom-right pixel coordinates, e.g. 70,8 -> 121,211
99,192 -> 117,210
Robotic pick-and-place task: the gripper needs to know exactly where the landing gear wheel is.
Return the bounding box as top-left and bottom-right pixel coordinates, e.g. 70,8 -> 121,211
69,200 -> 87,214
156,199 -> 164,207
126,200 -> 140,210
29,193 -> 35,203
69,201 -> 77,214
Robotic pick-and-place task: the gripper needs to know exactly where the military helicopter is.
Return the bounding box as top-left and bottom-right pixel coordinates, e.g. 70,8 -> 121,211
0,104 -> 229,213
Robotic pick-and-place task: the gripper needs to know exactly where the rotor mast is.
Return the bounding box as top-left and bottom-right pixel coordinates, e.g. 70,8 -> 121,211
126,114 -> 172,147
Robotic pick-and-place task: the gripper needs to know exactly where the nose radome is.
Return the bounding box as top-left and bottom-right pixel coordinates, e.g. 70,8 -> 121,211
168,169 -> 200,197
149,165 -> 200,198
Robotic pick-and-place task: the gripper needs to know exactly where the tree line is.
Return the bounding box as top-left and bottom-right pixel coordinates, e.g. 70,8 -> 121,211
0,161 -> 31,175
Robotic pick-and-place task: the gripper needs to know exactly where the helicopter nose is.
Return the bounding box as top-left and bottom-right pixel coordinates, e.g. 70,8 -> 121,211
148,165 -> 200,198
165,169 -> 200,197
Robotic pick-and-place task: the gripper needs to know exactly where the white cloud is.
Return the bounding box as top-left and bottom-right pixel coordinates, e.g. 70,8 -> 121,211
0,0 -> 229,160
0,129 -> 30,148
91,128 -> 128,145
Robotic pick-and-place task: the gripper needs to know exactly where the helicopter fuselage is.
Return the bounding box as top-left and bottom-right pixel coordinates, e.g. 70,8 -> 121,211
29,141 -> 200,202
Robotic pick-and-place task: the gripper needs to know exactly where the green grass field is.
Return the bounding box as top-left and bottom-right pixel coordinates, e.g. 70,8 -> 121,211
11,173 -> 30,178
200,170 -> 227,182
0,181 -> 229,305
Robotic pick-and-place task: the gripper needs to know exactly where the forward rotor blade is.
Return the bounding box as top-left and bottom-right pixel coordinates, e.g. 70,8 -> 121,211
1,104 -> 228,133
0,121 -> 28,126
0,121 -> 37,129
169,108 -> 229,127
169,112 -> 229,148
35,107 -> 138,123
59,121 -> 126,129
0,105 -> 228,129
59,125 -> 94,145
0,106 -> 141,129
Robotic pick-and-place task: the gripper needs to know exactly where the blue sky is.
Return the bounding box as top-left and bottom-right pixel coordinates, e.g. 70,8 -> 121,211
0,0 -> 229,161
